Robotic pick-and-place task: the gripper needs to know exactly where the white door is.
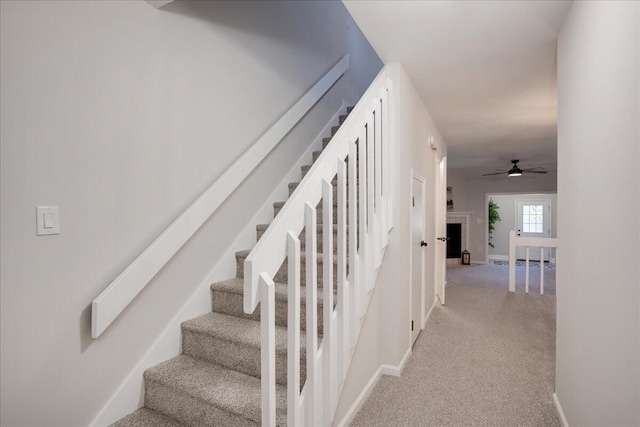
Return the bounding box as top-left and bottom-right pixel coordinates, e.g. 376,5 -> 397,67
435,157 -> 447,305
516,200 -> 551,261
411,174 -> 426,346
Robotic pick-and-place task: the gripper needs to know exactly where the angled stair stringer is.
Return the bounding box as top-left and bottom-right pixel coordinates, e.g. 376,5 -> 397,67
106,103 -> 353,427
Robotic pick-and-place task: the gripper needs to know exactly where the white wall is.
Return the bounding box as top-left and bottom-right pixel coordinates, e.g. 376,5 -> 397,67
556,1 -> 639,426
488,193 -> 557,259
334,63 -> 445,423
0,2 -> 382,425
447,168 -> 557,263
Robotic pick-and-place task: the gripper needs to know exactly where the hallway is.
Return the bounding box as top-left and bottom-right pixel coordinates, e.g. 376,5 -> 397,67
352,286 -> 558,426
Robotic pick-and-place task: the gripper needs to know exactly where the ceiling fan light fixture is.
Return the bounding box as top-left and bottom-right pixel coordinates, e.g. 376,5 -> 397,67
508,167 -> 522,177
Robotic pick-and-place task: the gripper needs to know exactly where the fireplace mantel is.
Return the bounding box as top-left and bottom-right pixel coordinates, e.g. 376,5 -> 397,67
447,212 -> 473,216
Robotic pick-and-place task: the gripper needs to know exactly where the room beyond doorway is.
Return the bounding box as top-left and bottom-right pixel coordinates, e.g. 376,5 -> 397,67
485,192 -> 557,265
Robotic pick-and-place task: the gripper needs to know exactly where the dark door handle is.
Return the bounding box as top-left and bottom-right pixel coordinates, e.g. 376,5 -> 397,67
437,237 -> 448,242
421,241 -> 428,247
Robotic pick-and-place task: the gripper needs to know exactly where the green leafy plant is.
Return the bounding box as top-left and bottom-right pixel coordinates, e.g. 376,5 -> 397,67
488,199 -> 501,248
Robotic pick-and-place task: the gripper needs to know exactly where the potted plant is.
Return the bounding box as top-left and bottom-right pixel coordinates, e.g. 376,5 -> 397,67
488,199 -> 501,248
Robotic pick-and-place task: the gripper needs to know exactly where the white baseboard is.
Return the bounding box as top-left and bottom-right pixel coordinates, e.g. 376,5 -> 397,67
89,103 -> 347,427
470,261 -> 485,265
488,255 -> 509,261
335,325 -> 420,426
381,347 -> 411,377
335,366 -> 383,427
422,300 -> 437,330
553,393 -> 569,427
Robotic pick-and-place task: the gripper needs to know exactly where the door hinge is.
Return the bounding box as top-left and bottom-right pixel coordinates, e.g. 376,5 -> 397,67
412,196 -> 415,207
411,320 -> 414,331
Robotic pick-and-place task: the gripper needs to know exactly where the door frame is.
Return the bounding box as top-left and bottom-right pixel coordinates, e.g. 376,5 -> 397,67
515,199 -> 552,261
435,156 -> 447,305
409,170 -> 427,345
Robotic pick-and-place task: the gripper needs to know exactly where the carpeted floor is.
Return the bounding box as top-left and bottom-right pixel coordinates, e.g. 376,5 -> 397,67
446,263 -> 556,295
351,286 -> 559,427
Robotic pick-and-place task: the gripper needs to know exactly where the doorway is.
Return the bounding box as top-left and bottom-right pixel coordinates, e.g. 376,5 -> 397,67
410,172 -> 426,346
516,199 -> 552,261
435,156 -> 447,305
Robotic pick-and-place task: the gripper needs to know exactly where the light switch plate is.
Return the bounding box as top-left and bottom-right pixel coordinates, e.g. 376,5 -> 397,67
36,206 -> 60,235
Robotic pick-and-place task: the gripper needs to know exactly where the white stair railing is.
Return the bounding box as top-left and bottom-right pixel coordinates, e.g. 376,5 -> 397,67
244,65 -> 394,426
508,230 -> 558,294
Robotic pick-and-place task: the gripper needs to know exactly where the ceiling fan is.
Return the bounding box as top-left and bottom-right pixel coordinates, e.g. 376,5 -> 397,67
482,160 -> 548,177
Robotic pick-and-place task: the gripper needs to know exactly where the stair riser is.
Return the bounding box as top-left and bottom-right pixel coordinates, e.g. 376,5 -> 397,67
236,254 -> 338,287
211,289 -> 325,334
182,329 -> 306,387
145,379 -> 257,427
301,165 -> 357,183
257,227 -> 346,252
290,182 -> 342,198
274,204 -> 340,224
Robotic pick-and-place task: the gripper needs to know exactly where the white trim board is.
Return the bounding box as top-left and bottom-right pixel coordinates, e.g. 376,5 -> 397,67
89,103 -> 348,427
381,347 -> 411,377
335,366 -> 384,427
335,348 -> 410,427
553,393 -> 569,427
488,255 -> 509,261
422,299 -> 437,330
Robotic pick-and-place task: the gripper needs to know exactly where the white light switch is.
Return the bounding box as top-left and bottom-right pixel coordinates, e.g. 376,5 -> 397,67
43,212 -> 54,229
36,206 -> 60,236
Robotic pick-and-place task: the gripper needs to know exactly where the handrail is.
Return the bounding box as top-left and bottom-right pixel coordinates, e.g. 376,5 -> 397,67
508,230 -> 558,294
245,64 -> 394,426
91,55 -> 350,338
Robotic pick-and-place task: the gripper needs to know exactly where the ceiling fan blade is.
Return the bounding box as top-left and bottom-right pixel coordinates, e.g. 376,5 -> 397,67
523,170 -> 548,174
481,172 -> 507,176
522,167 -> 546,171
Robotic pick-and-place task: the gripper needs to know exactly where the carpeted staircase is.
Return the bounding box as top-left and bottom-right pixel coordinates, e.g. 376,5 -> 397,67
112,108 -> 353,427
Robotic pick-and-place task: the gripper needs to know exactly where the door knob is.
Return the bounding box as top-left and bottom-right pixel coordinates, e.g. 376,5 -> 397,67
421,241 -> 428,247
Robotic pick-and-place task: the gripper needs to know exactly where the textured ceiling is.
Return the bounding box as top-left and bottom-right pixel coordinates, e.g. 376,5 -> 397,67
344,0 -> 572,172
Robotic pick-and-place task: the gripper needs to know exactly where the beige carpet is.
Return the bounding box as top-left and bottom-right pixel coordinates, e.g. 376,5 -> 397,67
446,263 -> 556,295
351,286 -> 559,427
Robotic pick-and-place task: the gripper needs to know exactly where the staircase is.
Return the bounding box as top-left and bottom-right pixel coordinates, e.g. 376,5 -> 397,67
112,108 -> 353,427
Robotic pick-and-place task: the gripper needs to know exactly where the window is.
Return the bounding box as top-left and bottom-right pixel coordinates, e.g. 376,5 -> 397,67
522,204 -> 544,233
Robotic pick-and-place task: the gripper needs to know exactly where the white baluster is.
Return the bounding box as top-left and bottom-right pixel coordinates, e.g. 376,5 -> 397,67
540,247 -> 544,295
259,273 -> 276,427
367,110 -> 377,277
287,232 -> 301,427
508,230 -> 516,292
358,125 -> 368,315
348,139 -> 359,347
374,100 -> 383,267
305,202 -> 320,426
322,179 -> 334,425
336,158 -> 348,383
380,91 -> 389,247
525,246 -> 530,294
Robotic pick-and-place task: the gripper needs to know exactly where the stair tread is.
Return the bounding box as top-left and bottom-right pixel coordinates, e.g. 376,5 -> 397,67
273,200 -> 350,209
257,222 -> 343,232
236,248 -> 338,262
182,311 -> 307,355
112,408 -> 184,427
211,277 -> 329,304
145,355 -> 286,425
